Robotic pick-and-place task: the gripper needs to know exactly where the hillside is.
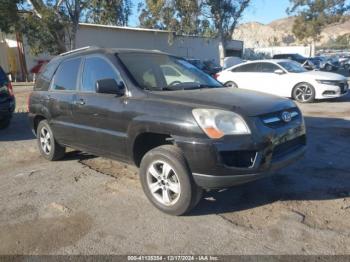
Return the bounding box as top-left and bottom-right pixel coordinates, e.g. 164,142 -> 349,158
233,16 -> 350,48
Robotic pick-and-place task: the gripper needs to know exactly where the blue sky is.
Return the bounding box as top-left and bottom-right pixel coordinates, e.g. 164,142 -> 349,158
128,0 -> 291,27
241,0 -> 291,24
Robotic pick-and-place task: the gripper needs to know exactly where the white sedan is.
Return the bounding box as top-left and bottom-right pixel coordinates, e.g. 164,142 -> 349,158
216,59 -> 349,103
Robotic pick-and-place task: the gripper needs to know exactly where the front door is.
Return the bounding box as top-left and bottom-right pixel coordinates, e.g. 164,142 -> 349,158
72,55 -> 129,159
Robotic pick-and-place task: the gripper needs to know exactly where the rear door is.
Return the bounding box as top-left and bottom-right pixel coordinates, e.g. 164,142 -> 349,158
228,63 -> 259,90
72,55 -> 128,159
48,57 -> 82,146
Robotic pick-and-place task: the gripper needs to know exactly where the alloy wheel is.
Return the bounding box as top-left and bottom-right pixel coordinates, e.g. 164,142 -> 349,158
146,160 -> 181,206
294,85 -> 313,102
40,127 -> 51,154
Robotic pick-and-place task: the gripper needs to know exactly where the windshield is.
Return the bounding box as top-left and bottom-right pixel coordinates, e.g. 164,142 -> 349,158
278,61 -> 307,73
118,53 -> 222,91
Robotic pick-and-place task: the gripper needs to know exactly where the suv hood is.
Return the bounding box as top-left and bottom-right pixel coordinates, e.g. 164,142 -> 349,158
301,70 -> 346,81
150,88 -> 296,117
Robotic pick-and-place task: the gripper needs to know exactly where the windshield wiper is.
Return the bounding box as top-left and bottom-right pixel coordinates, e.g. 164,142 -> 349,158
162,82 -> 220,91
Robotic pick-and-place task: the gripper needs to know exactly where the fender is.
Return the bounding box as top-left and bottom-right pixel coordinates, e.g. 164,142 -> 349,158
126,114 -> 202,161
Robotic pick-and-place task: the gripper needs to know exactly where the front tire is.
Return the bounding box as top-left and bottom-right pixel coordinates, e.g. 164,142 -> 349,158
37,120 -> 65,161
139,145 -> 203,216
292,83 -> 315,103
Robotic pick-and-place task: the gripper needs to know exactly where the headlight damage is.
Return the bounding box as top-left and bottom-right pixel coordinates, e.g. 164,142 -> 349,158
192,109 -> 251,139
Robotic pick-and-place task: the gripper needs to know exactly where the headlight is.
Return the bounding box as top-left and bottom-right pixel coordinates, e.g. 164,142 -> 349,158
192,109 -> 251,139
316,80 -> 340,85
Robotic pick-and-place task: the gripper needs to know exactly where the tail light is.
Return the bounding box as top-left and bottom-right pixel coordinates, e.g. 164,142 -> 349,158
214,73 -> 220,79
7,82 -> 14,97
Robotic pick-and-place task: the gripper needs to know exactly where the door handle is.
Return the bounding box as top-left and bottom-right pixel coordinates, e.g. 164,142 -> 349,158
74,99 -> 85,106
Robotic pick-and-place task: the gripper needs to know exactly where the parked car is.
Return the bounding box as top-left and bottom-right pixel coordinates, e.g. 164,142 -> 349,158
29,48 -> 306,215
186,58 -> 221,76
272,53 -> 316,70
339,56 -> 350,70
216,59 -> 348,103
311,56 -> 340,72
0,66 -> 15,129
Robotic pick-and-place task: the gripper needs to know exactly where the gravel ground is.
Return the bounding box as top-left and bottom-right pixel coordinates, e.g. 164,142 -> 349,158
0,84 -> 349,255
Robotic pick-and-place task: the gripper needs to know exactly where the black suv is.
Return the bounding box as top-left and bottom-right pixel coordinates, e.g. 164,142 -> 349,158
28,47 -> 306,215
0,66 -> 15,129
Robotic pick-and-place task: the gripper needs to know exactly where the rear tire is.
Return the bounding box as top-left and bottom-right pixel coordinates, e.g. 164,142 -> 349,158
292,83 -> 315,103
139,145 -> 203,216
224,81 -> 238,88
37,120 -> 65,161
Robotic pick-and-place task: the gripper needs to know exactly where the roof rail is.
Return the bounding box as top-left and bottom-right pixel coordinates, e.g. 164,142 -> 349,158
59,46 -> 97,56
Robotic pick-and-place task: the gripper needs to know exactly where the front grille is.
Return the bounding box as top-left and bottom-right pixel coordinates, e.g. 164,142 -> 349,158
272,135 -> 306,160
220,150 -> 257,168
260,108 -> 300,128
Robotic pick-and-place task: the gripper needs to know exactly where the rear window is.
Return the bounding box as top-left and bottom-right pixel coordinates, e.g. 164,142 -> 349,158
51,58 -> 81,91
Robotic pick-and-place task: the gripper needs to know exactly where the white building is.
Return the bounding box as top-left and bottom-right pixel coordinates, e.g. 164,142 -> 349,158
76,23 -> 243,64
1,23 -> 243,81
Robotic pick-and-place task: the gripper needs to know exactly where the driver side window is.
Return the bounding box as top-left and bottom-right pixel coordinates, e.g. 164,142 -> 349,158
82,57 -> 123,92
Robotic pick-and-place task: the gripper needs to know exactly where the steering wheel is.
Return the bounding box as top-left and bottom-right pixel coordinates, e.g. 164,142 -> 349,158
169,81 -> 182,86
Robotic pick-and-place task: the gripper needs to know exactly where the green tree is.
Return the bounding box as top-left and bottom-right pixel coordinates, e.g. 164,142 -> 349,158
139,0 -> 250,64
0,0 -> 132,55
287,0 -> 350,55
85,0 -> 133,26
138,0 -> 205,35
202,0 -> 251,65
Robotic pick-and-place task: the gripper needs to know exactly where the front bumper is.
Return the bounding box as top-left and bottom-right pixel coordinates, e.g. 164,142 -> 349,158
174,113 -> 306,189
316,82 -> 349,99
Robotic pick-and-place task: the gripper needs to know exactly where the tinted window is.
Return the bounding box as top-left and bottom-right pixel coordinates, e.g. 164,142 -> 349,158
41,61 -> 59,81
232,63 -> 258,72
273,54 -> 286,59
257,63 -> 279,73
82,57 -> 123,92
52,58 -> 81,91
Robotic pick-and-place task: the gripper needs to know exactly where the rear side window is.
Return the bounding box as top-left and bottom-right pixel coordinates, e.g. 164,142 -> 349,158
52,58 -> 81,91
232,63 -> 258,72
35,61 -> 59,90
81,57 -> 123,92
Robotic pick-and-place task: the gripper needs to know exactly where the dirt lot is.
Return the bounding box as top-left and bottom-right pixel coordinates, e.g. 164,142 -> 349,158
0,84 -> 350,255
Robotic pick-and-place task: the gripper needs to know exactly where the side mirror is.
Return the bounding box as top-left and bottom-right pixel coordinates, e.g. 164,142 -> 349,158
96,79 -> 125,96
274,69 -> 285,75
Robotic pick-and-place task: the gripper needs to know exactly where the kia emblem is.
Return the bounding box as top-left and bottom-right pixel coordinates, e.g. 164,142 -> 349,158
281,111 -> 292,122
